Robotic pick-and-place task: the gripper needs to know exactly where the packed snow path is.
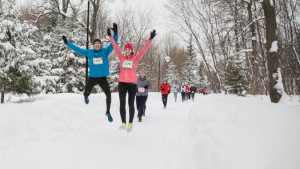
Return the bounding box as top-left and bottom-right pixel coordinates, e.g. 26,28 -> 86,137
1,93 -> 300,169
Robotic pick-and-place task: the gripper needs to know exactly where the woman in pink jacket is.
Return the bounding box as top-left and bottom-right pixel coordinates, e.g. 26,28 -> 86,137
108,28 -> 156,132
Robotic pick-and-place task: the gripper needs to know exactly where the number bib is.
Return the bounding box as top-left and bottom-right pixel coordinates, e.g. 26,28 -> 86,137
123,60 -> 133,69
138,87 -> 145,93
93,57 -> 103,65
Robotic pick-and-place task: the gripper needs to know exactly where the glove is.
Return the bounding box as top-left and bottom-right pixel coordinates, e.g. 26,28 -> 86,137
161,88 -> 165,91
168,90 -> 170,94
62,36 -> 68,44
111,23 -> 118,34
144,86 -> 148,89
107,28 -> 111,36
149,29 -> 156,40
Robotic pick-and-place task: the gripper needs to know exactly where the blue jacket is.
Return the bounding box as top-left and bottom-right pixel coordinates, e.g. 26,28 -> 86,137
66,34 -> 118,77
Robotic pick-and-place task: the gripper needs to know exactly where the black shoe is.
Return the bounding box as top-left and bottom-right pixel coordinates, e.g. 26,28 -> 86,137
138,118 -> 142,122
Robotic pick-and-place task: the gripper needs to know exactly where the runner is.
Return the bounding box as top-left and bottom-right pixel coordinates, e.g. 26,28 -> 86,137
62,23 -> 118,122
159,78 -> 171,109
108,28 -> 156,132
136,70 -> 151,122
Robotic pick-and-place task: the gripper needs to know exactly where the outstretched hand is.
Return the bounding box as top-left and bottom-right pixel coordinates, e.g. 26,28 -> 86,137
62,36 -> 68,44
107,28 -> 112,36
149,29 -> 156,40
111,23 -> 118,34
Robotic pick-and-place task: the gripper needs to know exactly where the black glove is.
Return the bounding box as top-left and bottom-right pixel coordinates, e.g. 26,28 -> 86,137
144,86 -> 148,89
168,90 -> 170,94
62,36 -> 68,44
149,29 -> 156,40
161,88 -> 165,91
107,28 -> 111,36
111,23 -> 118,34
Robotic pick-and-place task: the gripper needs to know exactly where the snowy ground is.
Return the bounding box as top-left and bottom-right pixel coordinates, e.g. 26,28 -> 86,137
0,93 -> 300,169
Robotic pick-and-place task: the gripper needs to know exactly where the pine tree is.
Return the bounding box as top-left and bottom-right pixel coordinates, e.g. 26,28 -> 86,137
182,34 -> 200,87
199,61 -> 209,89
37,6 -> 86,93
0,0 -> 39,103
225,57 -> 248,95
108,60 -> 120,92
165,60 -> 180,85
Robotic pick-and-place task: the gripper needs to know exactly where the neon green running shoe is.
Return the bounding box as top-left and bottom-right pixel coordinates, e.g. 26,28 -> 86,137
127,123 -> 133,132
119,123 -> 126,130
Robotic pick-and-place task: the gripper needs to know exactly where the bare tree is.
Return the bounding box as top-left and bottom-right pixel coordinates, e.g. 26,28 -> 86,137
262,0 -> 283,102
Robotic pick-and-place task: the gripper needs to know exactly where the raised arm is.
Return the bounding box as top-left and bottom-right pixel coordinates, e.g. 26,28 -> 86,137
136,30 -> 156,62
62,36 -> 89,57
135,39 -> 152,62
108,31 -> 123,60
105,34 -> 118,56
105,23 -> 118,56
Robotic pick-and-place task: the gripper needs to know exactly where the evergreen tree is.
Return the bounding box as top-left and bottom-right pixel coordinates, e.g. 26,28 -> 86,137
108,60 -> 120,92
225,57 -> 248,95
182,35 -> 200,86
165,60 -> 180,85
37,6 -> 86,93
0,0 -> 39,103
199,61 -> 209,89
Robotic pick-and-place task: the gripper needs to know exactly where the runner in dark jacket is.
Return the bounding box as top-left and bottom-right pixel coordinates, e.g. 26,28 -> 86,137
190,84 -> 197,101
136,70 -> 151,122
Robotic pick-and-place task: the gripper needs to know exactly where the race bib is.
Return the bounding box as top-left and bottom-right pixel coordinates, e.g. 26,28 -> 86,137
138,87 -> 145,93
123,60 -> 133,69
93,57 -> 103,65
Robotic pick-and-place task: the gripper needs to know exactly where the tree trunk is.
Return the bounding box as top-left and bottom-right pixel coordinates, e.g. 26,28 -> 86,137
262,0 -> 282,103
247,1 -> 258,95
1,89 -> 4,104
254,1 -> 268,95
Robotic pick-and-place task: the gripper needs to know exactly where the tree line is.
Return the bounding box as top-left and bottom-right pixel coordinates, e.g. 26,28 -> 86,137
0,0 -> 299,103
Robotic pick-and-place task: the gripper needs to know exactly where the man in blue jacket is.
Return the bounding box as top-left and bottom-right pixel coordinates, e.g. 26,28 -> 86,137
62,23 -> 118,123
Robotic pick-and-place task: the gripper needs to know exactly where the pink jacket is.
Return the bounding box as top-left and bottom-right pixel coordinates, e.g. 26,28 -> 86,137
109,36 -> 152,84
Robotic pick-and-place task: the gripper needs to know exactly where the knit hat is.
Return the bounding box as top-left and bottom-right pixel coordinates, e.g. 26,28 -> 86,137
139,69 -> 146,74
163,78 -> 168,82
124,43 -> 133,51
93,39 -> 101,44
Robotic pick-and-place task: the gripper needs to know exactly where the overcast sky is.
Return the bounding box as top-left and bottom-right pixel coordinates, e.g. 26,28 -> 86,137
16,0 -> 172,37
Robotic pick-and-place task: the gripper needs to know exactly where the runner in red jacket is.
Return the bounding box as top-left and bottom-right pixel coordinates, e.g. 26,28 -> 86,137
185,85 -> 190,100
159,78 -> 171,109
109,28 -> 156,132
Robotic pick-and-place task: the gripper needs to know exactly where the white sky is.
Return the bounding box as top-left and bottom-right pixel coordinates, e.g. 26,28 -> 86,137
16,0 -> 172,37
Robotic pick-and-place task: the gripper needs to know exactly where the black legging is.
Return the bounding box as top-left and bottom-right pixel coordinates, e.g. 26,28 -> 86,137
118,82 -> 137,123
181,92 -> 186,102
84,77 -> 111,112
191,93 -> 195,100
136,95 -> 147,118
162,94 -> 168,107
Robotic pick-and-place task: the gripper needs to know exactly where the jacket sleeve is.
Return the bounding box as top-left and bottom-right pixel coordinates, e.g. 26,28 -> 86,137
109,35 -> 123,61
67,42 -> 89,57
105,34 -> 118,56
168,84 -> 171,91
136,39 -> 152,62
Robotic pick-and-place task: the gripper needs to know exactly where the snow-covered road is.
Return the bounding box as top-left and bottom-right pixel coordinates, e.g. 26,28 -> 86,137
0,93 -> 299,169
